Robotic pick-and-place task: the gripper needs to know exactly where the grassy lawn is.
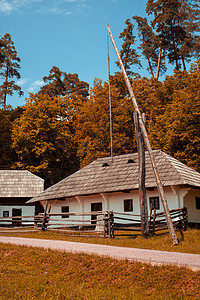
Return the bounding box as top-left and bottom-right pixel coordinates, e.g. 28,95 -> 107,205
0,227 -> 200,254
0,243 -> 200,300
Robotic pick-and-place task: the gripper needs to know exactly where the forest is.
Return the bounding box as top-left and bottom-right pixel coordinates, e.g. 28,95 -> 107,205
0,0 -> 200,187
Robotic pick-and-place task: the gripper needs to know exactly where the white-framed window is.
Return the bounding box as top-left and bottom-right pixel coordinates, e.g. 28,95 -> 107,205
124,199 -> 133,212
61,206 -> 69,218
149,197 -> 160,210
196,197 -> 200,210
3,211 -> 9,217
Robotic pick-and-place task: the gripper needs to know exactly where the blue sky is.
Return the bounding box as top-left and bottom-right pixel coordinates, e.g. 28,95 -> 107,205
1,0 -> 157,107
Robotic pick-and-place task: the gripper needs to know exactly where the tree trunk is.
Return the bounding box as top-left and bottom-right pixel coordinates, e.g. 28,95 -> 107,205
3,93 -> 6,111
147,56 -> 154,78
3,68 -> 8,111
182,55 -> 186,71
156,42 -> 162,80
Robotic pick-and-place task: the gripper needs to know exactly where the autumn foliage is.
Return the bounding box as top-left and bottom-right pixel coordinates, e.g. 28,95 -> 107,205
4,60 -> 198,185
12,93 -> 81,186
1,0 -> 200,185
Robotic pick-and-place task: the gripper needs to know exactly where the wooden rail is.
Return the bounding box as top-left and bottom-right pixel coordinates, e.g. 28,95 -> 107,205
0,208 -> 188,239
113,207 -> 188,237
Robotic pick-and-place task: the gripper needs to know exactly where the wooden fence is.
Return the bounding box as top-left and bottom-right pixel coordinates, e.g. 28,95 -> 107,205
112,207 -> 188,237
0,207 -> 188,238
39,211 -> 113,238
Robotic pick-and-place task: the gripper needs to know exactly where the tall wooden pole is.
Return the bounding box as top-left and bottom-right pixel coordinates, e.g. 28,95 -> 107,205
134,112 -> 149,237
107,32 -> 113,160
107,24 -> 178,245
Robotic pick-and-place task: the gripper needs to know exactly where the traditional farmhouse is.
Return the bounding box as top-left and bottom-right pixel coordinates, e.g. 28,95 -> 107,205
0,170 -> 44,225
28,150 -> 200,224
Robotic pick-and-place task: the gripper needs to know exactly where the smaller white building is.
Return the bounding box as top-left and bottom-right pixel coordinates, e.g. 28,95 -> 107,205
28,150 -> 200,225
0,170 -> 44,225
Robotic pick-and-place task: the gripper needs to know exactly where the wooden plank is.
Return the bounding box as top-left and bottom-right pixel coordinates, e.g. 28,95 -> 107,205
112,211 -> 141,217
48,211 -> 108,217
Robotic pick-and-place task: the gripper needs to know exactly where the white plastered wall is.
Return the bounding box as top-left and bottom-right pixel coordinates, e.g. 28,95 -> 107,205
46,186 -> 191,224
183,188 -> 200,223
0,205 -> 35,225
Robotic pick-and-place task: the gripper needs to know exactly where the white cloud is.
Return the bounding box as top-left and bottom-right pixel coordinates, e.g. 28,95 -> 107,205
64,11 -> 72,15
0,0 -> 42,13
0,0 -> 14,13
16,78 -> 29,86
39,7 -> 72,15
0,0 -> 89,15
28,80 -> 44,92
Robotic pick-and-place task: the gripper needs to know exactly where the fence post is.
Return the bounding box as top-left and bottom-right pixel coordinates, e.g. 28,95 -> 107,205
103,212 -> 107,238
182,207 -> 188,231
152,208 -> 156,235
41,200 -> 49,231
107,211 -> 114,238
108,211 -> 111,238
110,211 -> 114,238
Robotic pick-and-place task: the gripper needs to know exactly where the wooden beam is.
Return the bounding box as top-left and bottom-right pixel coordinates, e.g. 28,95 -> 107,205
134,112 -> 149,238
107,24 -> 178,245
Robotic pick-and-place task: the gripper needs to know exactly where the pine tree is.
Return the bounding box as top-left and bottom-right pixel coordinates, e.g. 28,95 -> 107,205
0,38 -> 5,65
117,19 -> 141,76
0,33 -> 23,110
146,0 -> 200,71
132,16 -> 166,78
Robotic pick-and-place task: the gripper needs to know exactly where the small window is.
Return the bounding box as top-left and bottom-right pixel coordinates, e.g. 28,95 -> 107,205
61,206 -> 69,218
149,197 -> 160,210
3,211 -> 9,217
102,163 -> 109,167
124,199 -> 133,212
128,159 -> 135,164
196,197 -> 200,210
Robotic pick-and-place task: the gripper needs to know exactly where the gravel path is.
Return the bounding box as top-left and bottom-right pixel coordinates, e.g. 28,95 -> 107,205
0,236 -> 200,271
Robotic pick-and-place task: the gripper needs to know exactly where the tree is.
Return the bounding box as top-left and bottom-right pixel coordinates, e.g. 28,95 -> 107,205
0,106 -> 23,169
75,73 -> 169,167
150,60 -> 200,172
118,1 -> 200,79
146,0 -> 200,72
117,19 -> 141,76
0,38 -> 5,65
39,66 -> 89,100
12,93 -> 81,187
131,76 -> 167,132
75,76 -> 138,167
132,16 -> 166,78
0,33 -> 23,110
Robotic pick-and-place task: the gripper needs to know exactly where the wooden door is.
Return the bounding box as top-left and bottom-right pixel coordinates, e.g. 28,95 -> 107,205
12,208 -> 22,226
91,202 -> 102,224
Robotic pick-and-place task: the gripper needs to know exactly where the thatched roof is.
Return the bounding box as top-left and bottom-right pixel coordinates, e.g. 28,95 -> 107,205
27,149 -> 200,203
0,170 -> 44,198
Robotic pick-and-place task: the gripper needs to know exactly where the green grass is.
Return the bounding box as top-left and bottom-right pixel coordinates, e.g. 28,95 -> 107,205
1,227 -> 200,254
0,243 -> 200,300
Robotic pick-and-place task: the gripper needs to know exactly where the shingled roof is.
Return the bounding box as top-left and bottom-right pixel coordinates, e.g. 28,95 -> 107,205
0,170 -> 44,198
27,149 -> 200,203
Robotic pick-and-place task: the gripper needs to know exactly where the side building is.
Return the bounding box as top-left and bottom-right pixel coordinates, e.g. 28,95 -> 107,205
0,170 -> 44,225
28,150 -> 200,225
